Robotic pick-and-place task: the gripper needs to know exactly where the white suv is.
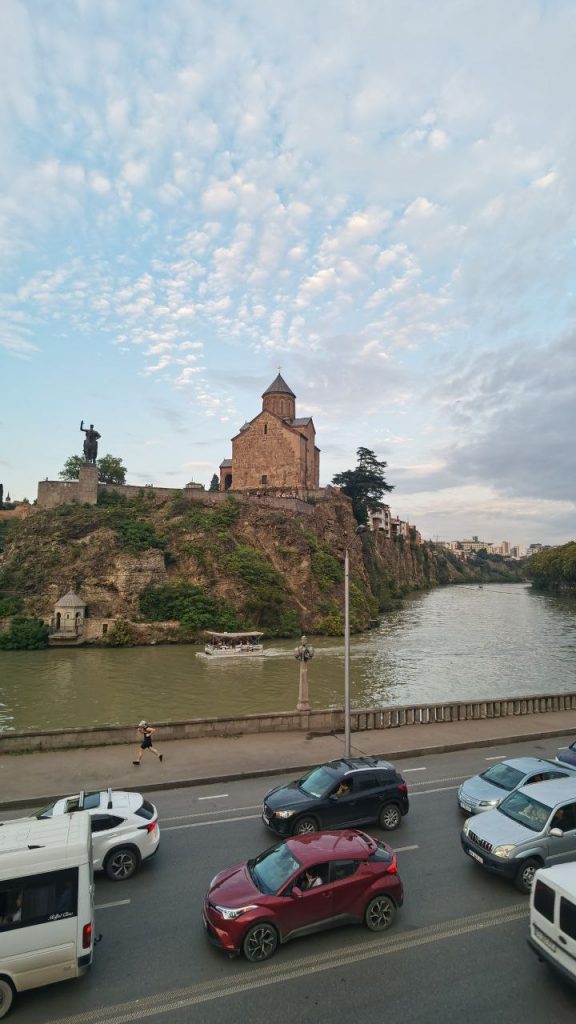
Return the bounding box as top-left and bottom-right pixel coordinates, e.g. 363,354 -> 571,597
34,788 -> 160,881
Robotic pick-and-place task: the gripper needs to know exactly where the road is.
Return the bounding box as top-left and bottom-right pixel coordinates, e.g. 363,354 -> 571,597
6,736 -> 576,1024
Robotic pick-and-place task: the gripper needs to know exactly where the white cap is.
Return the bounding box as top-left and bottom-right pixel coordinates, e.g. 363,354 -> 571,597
138,720 -> 147,726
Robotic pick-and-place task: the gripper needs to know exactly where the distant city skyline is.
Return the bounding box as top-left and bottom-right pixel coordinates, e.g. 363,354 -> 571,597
1,1 -> 575,547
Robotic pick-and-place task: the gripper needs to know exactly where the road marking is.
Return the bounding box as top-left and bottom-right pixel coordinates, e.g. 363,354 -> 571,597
394,844 -> 419,852
402,767 -> 427,772
558,746 -> 568,750
410,775 -> 466,786
43,903 -> 527,1024
95,900 -> 131,910
485,755 -> 506,761
163,813 -> 261,831
411,785 -> 459,796
198,793 -> 229,800
160,804 -> 260,822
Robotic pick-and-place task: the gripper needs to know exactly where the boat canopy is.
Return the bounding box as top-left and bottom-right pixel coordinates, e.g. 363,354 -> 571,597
204,631 -> 264,639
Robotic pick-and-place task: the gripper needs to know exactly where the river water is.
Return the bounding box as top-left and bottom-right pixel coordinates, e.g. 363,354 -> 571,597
1,583 -> 575,732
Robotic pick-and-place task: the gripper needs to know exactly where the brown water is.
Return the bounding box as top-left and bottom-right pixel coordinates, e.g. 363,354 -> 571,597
1,584 -> 575,732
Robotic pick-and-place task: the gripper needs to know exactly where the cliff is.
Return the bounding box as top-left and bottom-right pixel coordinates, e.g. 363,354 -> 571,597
0,491 -> 523,641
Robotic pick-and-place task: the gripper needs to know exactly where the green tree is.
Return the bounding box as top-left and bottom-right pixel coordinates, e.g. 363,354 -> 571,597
332,447 -> 394,524
209,474 -> 220,492
59,453 -> 127,484
0,616 -> 49,650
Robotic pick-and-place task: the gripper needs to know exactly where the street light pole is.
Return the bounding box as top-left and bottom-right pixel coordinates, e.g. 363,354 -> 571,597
343,524 -> 366,759
295,635 -> 314,713
344,548 -> 351,758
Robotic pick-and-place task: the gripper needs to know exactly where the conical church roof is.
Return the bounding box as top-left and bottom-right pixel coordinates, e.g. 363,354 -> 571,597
56,589 -> 86,608
262,373 -> 295,399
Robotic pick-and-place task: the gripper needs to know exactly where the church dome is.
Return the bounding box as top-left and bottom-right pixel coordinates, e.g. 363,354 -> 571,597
262,373 -> 295,399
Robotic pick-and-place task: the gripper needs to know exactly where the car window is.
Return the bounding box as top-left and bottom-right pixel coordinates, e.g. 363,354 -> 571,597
331,860 -> 360,882
296,863 -> 330,889
299,766 -> 339,798
90,815 -> 124,833
551,803 -> 576,831
378,770 -> 397,785
135,799 -> 155,821
355,774 -> 379,792
480,764 -> 525,791
35,801 -> 56,819
498,791 -> 551,832
250,844 -> 302,895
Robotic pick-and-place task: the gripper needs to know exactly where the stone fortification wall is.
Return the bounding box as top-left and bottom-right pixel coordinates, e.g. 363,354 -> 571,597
1,691 -> 575,752
36,477 -> 317,515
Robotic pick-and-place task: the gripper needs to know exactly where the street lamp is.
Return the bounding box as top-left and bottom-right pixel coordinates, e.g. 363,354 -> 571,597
344,525 -> 366,757
295,635 -> 315,713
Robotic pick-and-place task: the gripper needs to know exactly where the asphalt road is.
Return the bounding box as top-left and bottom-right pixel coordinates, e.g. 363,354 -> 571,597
6,736 -> 576,1024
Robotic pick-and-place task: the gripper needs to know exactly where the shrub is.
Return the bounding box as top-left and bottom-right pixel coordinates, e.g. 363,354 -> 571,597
0,616 -> 49,650
104,619 -> 136,647
0,596 -> 21,617
139,582 -> 238,633
311,549 -> 343,590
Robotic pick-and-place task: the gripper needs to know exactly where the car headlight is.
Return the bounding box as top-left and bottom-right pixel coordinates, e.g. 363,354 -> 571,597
478,799 -> 499,807
492,845 -> 516,859
215,904 -> 258,920
462,818 -> 471,836
274,809 -> 296,818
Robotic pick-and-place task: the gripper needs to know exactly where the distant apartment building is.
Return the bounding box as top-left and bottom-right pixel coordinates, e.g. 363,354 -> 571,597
368,504 -> 391,537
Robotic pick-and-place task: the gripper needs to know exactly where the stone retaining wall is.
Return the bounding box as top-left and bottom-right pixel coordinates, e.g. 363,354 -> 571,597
2,692 -> 576,753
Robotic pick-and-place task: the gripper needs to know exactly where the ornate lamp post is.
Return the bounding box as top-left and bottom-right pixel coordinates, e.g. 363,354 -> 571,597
295,635 -> 315,713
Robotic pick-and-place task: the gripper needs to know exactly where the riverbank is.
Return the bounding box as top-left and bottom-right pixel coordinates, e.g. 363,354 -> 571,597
2,708 -> 576,810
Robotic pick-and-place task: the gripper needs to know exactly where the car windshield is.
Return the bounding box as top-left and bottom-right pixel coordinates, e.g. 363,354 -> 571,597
36,801 -> 55,819
299,766 -> 338,798
250,844 -> 302,895
480,764 -> 525,792
498,791 -> 552,832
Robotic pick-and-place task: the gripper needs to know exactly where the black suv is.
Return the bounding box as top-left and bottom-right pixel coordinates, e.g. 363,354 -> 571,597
262,757 -> 409,836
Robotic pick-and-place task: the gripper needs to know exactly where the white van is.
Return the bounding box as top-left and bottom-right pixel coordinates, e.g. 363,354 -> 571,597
528,862 -> 576,986
0,812 -> 95,1018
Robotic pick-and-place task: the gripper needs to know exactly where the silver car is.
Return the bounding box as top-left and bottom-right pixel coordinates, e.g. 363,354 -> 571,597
461,776 -> 576,893
457,757 -> 574,814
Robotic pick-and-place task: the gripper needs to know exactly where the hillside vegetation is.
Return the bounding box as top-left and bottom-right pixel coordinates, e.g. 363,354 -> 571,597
0,491 -> 524,644
525,541 -> 576,590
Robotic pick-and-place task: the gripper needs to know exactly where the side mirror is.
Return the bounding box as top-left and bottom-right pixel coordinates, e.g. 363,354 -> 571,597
291,886 -> 303,898
329,794 -> 338,801
549,827 -> 563,838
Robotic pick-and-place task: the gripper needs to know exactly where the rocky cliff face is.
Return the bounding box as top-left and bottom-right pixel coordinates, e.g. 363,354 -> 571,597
0,492 -> 521,640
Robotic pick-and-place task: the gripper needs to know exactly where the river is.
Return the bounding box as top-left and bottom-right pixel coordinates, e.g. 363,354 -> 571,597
1,583 -> 575,732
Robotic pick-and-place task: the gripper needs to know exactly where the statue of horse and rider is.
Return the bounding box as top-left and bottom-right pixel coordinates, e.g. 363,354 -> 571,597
80,421 -> 101,464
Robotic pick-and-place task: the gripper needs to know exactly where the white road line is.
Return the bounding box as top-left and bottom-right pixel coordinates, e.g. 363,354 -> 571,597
95,899 -> 131,910
485,755 -> 506,761
160,804 -> 260,822
163,813 -> 261,831
411,785 -> 459,796
198,793 -> 229,800
558,746 -> 568,750
394,844 -> 419,853
402,767 -> 427,772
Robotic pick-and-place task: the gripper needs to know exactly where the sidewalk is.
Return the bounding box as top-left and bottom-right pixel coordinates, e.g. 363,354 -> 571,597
1,710 -> 576,809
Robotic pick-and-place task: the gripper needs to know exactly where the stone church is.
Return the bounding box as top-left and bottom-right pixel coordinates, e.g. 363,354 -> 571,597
219,373 -> 320,494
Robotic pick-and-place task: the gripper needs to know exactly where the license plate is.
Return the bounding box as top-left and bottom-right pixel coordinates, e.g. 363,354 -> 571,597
262,814 -> 270,825
468,849 -> 483,864
460,802 -> 472,813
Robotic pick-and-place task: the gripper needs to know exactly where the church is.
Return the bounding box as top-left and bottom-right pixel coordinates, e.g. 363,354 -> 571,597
219,373 -> 320,495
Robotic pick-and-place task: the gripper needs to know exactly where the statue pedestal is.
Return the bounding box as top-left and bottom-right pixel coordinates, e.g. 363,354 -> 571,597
78,463 -> 98,505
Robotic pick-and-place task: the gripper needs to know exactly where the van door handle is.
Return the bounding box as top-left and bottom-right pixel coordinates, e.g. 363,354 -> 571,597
559,935 -> 567,945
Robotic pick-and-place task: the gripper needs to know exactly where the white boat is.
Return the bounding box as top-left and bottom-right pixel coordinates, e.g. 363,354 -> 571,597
202,631 -> 265,657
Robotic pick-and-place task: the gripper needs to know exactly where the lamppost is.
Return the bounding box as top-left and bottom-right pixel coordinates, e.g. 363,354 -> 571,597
295,635 -> 315,713
344,525 -> 366,757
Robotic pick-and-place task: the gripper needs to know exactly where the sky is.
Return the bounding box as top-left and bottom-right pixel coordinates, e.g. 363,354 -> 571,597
1,0 -> 575,547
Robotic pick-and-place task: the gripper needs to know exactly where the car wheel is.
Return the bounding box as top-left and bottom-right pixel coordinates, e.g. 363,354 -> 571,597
378,804 -> 401,830
364,894 -> 396,932
242,923 -> 278,963
105,847 -> 139,881
0,978 -> 15,1020
515,858 -> 540,894
293,816 -> 318,835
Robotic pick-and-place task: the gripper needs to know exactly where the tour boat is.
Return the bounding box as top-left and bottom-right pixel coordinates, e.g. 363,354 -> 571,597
201,631 -> 265,657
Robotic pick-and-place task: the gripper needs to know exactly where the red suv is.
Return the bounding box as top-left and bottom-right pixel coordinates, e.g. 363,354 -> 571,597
203,829 -> 403,962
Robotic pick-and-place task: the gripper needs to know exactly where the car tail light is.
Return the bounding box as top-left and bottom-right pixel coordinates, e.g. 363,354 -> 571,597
138,818 -> 158,834
398,783 -> 407,792
82,923 -> 93,949
385,854 -> 398,874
